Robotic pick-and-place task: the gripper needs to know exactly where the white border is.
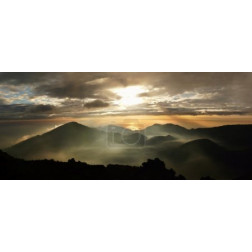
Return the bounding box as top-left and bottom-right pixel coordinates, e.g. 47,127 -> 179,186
1,0 -> 252,251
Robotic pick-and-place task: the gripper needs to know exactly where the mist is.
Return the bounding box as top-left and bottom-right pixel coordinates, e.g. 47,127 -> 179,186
3,121 -> 234,179
1,118 -> 252,180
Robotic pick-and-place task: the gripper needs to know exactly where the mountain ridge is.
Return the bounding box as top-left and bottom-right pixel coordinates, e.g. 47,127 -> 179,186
5,121 -> 252,178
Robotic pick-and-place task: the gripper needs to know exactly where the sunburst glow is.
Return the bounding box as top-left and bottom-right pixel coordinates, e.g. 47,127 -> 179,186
111,85 -> 147,107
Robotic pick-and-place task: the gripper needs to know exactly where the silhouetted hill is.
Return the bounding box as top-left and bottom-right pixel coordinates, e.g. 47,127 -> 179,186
99,125 -> 133,135
6,122 -> 149,159
171,139 -> 226,167
190,124 -> 252,149
146,135 -> 176,145
0,150 -> 185,180
5,122 -> 106,159
179,139 -> 226,157
143,123 -> 189,137
169,139 -> 252,179
144,123 -> 252,149
4,122 -> 252,179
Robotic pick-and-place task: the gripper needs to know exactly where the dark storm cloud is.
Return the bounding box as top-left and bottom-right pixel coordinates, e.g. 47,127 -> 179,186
0,104 -> 56,120
84,100 -> 110,109
33,73 -> 109,99
0,73 -> 132,103
0,72 -> 55,84
0,72 -> 110,99
35,82 -> 98,99
29,104 -> 55,113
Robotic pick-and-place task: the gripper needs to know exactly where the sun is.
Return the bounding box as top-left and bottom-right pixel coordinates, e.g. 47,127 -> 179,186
111,85 -> 146,107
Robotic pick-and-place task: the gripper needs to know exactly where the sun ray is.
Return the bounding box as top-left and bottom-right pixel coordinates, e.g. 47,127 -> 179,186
111,85 -> 147,107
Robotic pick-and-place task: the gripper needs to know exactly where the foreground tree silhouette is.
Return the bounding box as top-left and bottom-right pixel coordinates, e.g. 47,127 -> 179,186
0,150 -> 185,180
140,158 -> 184,180
68,158 -> 76,164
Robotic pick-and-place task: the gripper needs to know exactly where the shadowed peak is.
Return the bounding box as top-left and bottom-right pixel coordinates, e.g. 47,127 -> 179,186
58,122 -> 90,130
64,121 -> 83,126
180,139 -> 225,153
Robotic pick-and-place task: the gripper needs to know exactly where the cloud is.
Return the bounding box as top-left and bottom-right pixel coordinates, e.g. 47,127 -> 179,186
0,98 -> 7,105
0,72 -> 252,119
0,73 -> 109,99
29,104 -> 55,113
84,100 -> 110,109
0,104 -> 57,120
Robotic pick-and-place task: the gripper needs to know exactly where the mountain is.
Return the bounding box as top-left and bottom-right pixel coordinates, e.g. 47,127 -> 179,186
190,124 -> 252,149
5,122 -> 148,160
170,138 -> 227,167
5,122 -> 106,159
146,135 -> 176,145
169,139 -> 252,179
143,123 -> 252,149
4,122 -> 252,179
178,139 -> 226,158
143,123 -> 189,137
99,125 -> 133,135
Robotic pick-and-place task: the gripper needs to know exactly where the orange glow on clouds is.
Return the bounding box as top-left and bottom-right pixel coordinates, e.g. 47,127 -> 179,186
1,115 -> 252,130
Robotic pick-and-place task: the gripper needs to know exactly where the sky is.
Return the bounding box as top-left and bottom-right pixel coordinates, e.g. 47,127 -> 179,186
0,72 -> 252,148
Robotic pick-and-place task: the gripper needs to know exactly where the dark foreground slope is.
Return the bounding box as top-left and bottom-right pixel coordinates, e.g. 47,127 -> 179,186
0,150 -> 185,180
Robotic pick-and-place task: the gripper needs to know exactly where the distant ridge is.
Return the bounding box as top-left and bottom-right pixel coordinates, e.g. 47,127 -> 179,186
143,123 -> 252,148
99,125 -> 133,135
190,124 -> 252,148
4,122 -> 252,179
179,139 -> 225,153
143,123 -> 189,137
146,135 -> 176,145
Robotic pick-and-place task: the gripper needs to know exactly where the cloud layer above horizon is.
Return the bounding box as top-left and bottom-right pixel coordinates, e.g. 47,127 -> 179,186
0,72 -> 252,120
